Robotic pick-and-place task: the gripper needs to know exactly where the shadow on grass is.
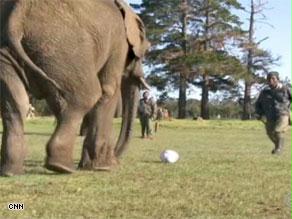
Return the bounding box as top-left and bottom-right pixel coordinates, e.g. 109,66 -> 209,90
25,160 -> 44,167
24,159 -> 87,175
0,131 -> 52,136
24,160 -> 68,175
132,135 -> 158,141
133,135 -> 144,139
141,160 -> 162,164
25,168 -> 60,175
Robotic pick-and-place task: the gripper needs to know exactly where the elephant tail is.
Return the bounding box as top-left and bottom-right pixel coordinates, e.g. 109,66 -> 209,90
6,0 -> 62,92
114,76 -> 140,157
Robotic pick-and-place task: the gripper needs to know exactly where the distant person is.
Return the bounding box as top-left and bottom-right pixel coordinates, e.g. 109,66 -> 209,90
138,91 -> 156,139
154,106 -> 163,133
156,107 -> 163,121
255,71 -> 291,154
166,109 -> 172,121
26,104 -> 35,119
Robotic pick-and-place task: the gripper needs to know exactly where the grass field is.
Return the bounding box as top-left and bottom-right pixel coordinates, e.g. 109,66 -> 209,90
0,118 -> 291,219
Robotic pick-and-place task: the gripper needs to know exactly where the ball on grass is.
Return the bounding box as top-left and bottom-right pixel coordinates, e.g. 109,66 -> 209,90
160,150 -> 179,163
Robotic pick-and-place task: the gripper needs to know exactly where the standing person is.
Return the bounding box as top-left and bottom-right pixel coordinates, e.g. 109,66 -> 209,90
138,91 -> 156,139
255,71 -> 291,154
154,106 -> 163,133
26,104 -> 35,119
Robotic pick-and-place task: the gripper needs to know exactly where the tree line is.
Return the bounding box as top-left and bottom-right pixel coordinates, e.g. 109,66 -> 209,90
132,0 -> 283,120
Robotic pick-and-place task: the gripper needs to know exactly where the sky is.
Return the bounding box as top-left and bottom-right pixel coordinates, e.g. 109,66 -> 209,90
127,0 -> 291,81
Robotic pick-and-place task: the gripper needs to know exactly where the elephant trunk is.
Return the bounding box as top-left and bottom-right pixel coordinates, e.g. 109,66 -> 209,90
114,76 -> 140,157
139,77 -> 151,90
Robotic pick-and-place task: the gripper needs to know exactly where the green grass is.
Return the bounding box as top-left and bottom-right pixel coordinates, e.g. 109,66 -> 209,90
0,118 -> 291,219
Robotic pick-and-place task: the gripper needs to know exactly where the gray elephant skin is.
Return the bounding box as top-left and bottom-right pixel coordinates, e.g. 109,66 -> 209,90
0,0 -> 150,176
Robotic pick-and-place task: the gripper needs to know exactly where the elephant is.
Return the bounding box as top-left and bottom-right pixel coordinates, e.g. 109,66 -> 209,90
0,0 -> 150,176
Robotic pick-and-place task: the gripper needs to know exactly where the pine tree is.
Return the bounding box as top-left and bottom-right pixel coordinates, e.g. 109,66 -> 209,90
240,0 -> 279,120
137,0 -> 245,119
137,0 -> 197,118
186,0 -> 244,119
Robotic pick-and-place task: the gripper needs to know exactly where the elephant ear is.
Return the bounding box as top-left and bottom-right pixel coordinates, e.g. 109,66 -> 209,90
115,0 -> 150,58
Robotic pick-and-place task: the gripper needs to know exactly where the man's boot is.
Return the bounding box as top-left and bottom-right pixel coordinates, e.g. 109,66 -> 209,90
272,133 -> 284,155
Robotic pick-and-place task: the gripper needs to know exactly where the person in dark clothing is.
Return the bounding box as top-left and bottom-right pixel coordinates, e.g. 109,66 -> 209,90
255,71 -> 291,154
138,91 -> 156,139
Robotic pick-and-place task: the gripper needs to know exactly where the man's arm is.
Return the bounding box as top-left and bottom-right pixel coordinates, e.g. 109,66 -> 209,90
255,92 -> 264,118
287,86 -> 291,105
137,99 -> 143,116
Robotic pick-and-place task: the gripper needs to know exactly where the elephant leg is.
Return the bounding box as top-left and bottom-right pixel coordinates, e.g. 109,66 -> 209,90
0,59 -> 29,176
45,109 -> 83,173
79,44 -> 127,170
78,83 -> 117,169
78,110 -> 95,169
79,112 -> 91,136
79,87 -> 120,170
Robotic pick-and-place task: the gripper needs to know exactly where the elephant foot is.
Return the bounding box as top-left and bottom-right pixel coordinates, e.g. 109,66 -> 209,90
78,157 -> 119,171
91,157 -> 119,171
45,161 -> 75,174
78,161 -> 118,171
0,165 -> 24,177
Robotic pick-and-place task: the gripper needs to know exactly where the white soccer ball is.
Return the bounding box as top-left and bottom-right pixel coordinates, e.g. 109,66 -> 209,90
160,150 -> 179,163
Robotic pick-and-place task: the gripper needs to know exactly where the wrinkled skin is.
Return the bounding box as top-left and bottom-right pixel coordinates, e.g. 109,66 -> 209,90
0,0 -> 149,176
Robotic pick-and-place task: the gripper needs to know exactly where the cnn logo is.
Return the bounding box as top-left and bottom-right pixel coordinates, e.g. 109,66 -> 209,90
8,203 -> 24,210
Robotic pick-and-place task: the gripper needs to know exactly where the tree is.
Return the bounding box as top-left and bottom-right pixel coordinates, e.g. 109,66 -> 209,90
240,0 -> 279,120
137,0 -> 197,118
186,0 -> 244,119
137,0 -> 244,119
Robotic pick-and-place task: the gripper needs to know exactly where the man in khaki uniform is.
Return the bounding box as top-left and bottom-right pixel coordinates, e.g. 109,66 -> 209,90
138,91 -> 156,139
255,72 -> 291,154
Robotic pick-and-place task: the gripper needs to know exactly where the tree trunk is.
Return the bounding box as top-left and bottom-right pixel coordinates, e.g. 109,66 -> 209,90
200,74 -> 209,119
242,81 -> 252,120
178,74 -> 187,119
177,0 -> 188,119
200,1 -> 210,120
242,0 -> 254,120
